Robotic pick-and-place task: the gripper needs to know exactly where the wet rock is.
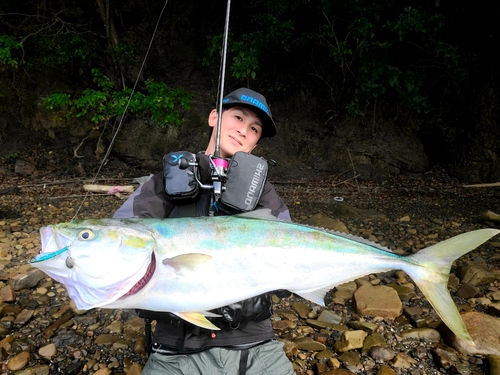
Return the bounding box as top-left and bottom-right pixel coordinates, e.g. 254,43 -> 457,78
337,281 -> 357,294
338,351 -> 360,366
63,360 -> 85,375
333,289 -> 355,305
94,368 -> 112,375
489,302 -> 500,317
126,363 -> 144,375
14,160 -> 36,176
6,350 -> 30,371
42,312 -> 75,339
8,268 -> 46,290
376,364 -> 397,375
334,330 -> 367,352
433,343 -> 459,369
95,334 -> 120,346
133,337 -> 147,355
459,262 -> 499,286
448,273 -> 460,291
16,364 -> 50,375
281,339 -> 298,358
14,309 -> 34,325
486,354 -> 500,375
354,284 -> 402,318
361,333 -> 386,355
38,343 -> 57,358
69,300 -> 88,315
370,346 -> 395,363
453,361 -> 471,374
106,320 -> 123,333
0,284 -> 16,301
456,282 -> 479,298
386,283 -> 416,301
446,311 -> 500,355
316,348 -> 334,359
294,336 -> 326,351
272,319 -> 295,331
317,309 -> 343,325
400,327 -> 441,342
391,352 -> 417,368
322,369 -> 357,375
489,290 -> 500,301
292,302 -> 311,319
348,320 -> 378,333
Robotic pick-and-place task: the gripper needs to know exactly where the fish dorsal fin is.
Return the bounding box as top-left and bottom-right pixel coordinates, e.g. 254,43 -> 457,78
237,210 -> 392,252
162,253 -> 212,273
299,223 -> 393,253
173,312 -> 221,330
235,209 -> 280,221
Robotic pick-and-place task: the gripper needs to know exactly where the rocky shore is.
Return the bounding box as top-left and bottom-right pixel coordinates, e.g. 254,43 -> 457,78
1,157 -> 500,375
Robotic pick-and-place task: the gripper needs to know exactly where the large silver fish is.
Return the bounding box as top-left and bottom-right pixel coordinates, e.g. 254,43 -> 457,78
31,212 -> 499,345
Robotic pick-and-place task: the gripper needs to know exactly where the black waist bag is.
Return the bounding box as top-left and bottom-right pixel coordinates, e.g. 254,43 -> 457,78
163,151 -> 199,200
219,152 -> 268,214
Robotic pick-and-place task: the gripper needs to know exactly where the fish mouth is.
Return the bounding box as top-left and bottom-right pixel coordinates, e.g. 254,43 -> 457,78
121,252 -> 156,298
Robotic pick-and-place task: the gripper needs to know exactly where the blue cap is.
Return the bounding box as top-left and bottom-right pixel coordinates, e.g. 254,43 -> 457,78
222,88 -> 277,138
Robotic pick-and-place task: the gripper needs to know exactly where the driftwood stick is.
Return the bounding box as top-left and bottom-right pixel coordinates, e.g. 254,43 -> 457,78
47,193 -> 130,200
83,184 -> 135,193
462,182 -> 500,188
21,178 -> 138,188
479,210 -> 500,223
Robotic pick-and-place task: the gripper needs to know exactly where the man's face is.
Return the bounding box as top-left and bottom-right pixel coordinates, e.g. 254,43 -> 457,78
208,106 -> 263,158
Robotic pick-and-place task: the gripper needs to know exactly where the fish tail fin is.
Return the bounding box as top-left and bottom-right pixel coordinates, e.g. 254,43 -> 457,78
404,228 -> 499,344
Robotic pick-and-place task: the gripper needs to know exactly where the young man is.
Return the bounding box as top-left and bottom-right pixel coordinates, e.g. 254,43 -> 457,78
113,88 -> 294,374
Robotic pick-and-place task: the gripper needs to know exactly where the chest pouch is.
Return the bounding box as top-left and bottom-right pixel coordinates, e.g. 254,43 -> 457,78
219,151 -> 268,214
163,151 -> 199,200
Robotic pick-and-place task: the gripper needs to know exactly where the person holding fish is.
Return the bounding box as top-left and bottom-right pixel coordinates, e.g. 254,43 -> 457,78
113,88 -> 295,375
33,88 -> 498,373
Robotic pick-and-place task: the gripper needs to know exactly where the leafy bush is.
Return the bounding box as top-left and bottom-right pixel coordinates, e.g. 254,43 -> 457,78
0,35 -> 21,68
44,69 -> 191,128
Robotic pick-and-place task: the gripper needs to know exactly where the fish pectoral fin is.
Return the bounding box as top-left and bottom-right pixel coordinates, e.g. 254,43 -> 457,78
292,286 -> 333,306
173,312 -> 221,331
162,253 -> 212,273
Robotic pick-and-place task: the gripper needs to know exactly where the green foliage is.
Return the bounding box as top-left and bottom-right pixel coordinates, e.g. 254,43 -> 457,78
0,0 -> 472,125
204,0 -> 297,85
33,35 -> 97,66
3,152 -> 19,161
301,0 -> 460,114
204,34 -> 260,84
0,35 -> 21,68
231,42 -> 259,81
44,69 -> 192,128
202,0 -> 459,114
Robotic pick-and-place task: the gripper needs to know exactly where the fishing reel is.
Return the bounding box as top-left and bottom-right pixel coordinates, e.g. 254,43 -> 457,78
164,151 -> 270,215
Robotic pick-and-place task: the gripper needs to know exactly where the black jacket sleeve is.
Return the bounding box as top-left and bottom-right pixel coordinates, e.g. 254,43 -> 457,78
113,172 -> 175,219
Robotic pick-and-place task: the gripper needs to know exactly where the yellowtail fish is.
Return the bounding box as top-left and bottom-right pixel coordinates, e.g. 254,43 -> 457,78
31,211 -> 499,345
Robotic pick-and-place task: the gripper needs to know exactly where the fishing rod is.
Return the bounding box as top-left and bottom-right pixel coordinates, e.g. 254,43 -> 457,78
176,0 -> 270,217
208,0 -> 232,213
176,0 -> 232,215
214,0 -> 231,159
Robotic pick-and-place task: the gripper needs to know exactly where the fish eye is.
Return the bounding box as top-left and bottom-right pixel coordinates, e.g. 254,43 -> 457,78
78,229 -> 95,241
